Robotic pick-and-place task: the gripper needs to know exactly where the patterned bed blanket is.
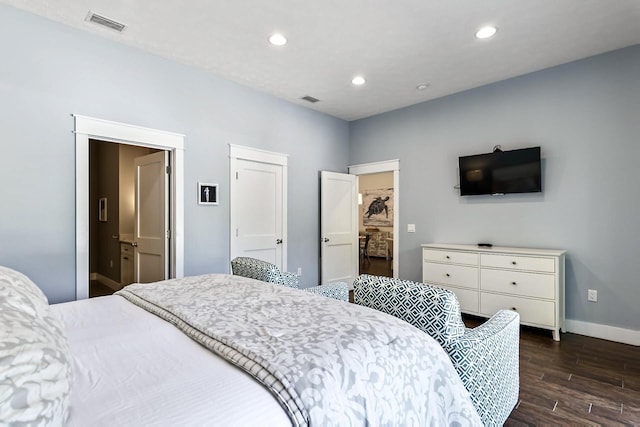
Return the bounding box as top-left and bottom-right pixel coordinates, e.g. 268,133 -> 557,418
116,274 -> 481,426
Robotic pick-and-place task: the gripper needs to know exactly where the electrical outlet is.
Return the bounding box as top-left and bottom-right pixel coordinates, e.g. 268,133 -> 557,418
297,267 -> 302,276
407,224 -> 416,233
587,289 -> 598,302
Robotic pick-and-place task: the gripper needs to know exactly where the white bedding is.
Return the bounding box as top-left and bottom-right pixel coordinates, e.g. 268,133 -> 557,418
51,295 -> 290,426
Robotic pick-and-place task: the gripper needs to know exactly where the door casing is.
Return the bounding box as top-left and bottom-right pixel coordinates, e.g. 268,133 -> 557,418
349,159 -> 400,278
74,115 -> 184,300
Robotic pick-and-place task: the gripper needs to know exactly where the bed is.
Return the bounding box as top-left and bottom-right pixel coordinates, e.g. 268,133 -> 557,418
0,266 -> 482,426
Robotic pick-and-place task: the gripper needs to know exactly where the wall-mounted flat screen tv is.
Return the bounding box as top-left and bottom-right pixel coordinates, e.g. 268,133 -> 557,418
458,147 -> 541,196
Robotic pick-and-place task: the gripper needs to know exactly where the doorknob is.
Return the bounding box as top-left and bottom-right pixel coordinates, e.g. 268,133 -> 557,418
276,239 -> 283,244
323,238 -> 330,243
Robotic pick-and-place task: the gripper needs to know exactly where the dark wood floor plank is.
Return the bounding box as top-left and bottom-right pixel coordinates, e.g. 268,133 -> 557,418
624,377 -> 640,393
508,400 -> 599,426
358,256 -> 393,277
623,404 -> 640,424
535,356 -> 627,388
567,373 -> 640,405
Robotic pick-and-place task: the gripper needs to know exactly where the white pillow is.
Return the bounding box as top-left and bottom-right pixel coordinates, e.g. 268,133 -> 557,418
0,266 -> 72,426
0,266 -> 50,317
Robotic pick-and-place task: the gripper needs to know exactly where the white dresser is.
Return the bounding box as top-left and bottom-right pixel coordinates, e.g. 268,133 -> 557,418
422,243 -> 566,341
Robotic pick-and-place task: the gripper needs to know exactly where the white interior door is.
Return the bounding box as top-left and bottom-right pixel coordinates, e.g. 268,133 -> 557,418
320,171 -> 358,287
134,151 -> 169,283
230,158 -> 284,268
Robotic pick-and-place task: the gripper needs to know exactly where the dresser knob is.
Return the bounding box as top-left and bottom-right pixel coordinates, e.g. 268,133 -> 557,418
511,261 -> 517,265
445,255 -> 450,259
511,281 -> 517,285
445,273 -> 450,277
511,307 -> 517,311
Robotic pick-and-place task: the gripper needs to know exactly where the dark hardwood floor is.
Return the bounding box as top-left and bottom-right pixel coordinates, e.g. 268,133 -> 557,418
89,280 -> 115,298
359,256 -> 393,277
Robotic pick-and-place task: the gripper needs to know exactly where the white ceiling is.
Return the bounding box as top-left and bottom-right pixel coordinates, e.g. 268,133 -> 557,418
3,0 -> 640,121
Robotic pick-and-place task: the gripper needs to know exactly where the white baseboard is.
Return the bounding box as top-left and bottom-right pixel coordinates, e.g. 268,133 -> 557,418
90,272 -> 122,292
565,319 -> 639,346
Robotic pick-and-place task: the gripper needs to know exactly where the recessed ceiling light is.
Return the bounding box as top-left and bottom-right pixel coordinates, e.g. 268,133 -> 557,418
269,33 -> 287,46
475,26 -> 497,39
416,83 -> 430,91
352,76 -> 366,86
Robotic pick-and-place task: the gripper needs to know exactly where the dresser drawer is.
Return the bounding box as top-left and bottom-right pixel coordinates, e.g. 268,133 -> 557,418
481,253 -> 555,273
437,285 -> 479,314
423,262 -> 478,289
121,243 -> 134,255
481,294 -> 555,327
423,249 -> 478,266
481,269 -> 555,300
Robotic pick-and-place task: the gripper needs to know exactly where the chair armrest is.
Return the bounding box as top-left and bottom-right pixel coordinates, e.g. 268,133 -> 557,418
444,310 -> 520,427
304,282 -> 349,301
271,271 -> 299,288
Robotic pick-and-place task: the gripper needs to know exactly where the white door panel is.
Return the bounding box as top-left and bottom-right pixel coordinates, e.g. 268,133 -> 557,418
134,151 -> 169,283
231,158 -> 285,269
321,171 -> 358,287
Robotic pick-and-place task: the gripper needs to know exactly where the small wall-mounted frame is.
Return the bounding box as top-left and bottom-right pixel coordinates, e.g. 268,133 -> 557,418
198,182 -> 219,205
98,197 -> 108,222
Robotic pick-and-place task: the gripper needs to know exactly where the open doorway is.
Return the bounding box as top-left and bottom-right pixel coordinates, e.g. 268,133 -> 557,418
357,172 -> 394,277
349,159 -> 399,278
74,115 -> 185,301
88,140 -> 164,297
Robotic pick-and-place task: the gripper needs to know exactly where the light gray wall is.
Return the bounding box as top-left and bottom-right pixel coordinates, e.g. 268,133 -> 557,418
0,5 -> 349,302
349,45 -> 640,330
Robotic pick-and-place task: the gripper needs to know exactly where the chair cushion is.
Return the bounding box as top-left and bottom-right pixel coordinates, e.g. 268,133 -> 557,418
304,282 -> 349,301
353,274 -> 465,346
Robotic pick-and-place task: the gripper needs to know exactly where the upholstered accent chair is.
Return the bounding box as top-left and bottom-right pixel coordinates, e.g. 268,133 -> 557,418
363,228 -> 392,258
230,257 -> 349,302
354,274 -> 520,426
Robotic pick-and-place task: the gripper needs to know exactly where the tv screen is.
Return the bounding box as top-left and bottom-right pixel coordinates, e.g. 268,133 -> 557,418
458,147 -> 541,196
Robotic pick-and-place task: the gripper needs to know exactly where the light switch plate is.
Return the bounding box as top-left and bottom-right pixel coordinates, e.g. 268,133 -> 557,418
407,224 -> 416,233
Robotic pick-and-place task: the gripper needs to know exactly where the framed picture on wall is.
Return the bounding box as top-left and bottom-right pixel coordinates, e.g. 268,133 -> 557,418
198,182 -> 218,205
362,188 -> 393,227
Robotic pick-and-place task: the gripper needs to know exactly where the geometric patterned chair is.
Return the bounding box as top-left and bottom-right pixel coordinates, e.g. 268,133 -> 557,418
353,274 -> 520,426
230,257 -> 349,302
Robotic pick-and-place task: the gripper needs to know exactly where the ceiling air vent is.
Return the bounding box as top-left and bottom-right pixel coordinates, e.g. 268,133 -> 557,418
301,96 -> 320,103
85,11 -> 126,32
